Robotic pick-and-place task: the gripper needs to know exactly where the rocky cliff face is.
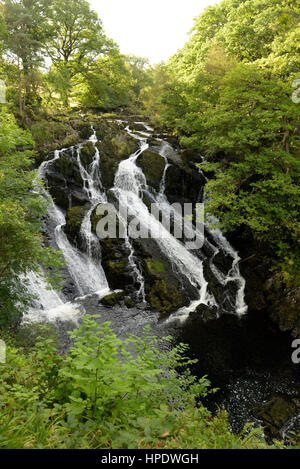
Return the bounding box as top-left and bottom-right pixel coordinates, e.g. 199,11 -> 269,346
41,117 -> 208,315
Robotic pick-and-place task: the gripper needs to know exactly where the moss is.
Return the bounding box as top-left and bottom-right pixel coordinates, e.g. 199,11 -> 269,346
148,280 -> 186,314
265,277 -> 300,338
64,206 -> 87,241
107,260 -> 127,275
137,150 -> 165,192
100,291 -> 124,306
145,259 -> 166,276
80,141 -> 95,167
62,133 -> 81,148
253,395 -> 299,440
125,297 -> 135,308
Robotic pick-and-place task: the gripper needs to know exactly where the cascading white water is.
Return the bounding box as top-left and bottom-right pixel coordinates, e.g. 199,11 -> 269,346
113,133 -> 215,322
197,157 -> 248,316
22,271 -> 83,325
158,143 -> 171,195
23,118 -> 247,325
23,136 -> 110,324
113,122 -> 247,322
77,127 -> 107,258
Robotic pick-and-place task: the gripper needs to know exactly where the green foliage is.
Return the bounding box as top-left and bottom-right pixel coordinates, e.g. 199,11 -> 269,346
0,315 -> 275,449
0,109 -> 62,326
0,0 -> 149,113
74,52 -> 135,110
151,0 -> 300,283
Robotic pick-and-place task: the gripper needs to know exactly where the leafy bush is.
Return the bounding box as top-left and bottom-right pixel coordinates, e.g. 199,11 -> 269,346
0,110 -> 62,327
0,315 -> 275,449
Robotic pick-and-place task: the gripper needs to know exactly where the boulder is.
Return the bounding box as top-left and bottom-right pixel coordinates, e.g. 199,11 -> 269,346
100,291 -> 125,307
90,205 -> 134,292
253,394 -> 300,441
190,303 -> 219,322
136,150 -> 165,192
97,131 -> 139,188
79,141 -> 95,168
64,206 -> 87,246
142,257 -> 189,314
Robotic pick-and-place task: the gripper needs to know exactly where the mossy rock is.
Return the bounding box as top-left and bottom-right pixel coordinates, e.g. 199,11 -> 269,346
90,204 -> 123,237
62,133 -> 81,148
51,149 -> 82,184
143,256 -> 188,314
100,291 -> 124,307
96,131 -> 139,188
77,123 -> 94,140
124,297 -> 135,308
148,279 -> 187,314
46,172 -> 69,209
253,394 -> 299,440
191,303 -> 219,322
265,277 -> 300,338
64,206 -> 87,244
105,259 -> 133,290
136,150 -> 165,192
80,141 -> 95,168
90,204 -> 133,291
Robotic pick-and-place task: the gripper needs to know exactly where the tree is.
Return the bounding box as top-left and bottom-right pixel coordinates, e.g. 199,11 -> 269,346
74,51 -> 135,110
1,0 -> 50,117
151,0 -> 300,283
45,0 -> 111,106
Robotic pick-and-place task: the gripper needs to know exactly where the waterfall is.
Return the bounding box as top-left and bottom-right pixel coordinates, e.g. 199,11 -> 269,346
113,123 -> 247,322
77,127 -> 107,258
113,131 -> 215,322
23,132 -> 109,324
23,118 -> 247,325
158,143 -> 171,195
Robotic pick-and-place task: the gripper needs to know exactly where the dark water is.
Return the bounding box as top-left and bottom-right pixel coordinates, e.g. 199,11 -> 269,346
56,293 -> 299,433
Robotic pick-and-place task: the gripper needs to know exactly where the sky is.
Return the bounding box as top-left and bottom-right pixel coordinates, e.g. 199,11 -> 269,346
89,0 -> 220,64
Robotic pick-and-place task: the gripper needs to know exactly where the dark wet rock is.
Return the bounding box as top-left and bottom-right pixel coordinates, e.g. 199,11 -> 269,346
97,130 -> 139,188
90,205 -> 134,292
264,278 -> 300,338
164,164 -> 205,204
142,257 -> 189,314
80,141 -> 95,168
46,171 -> 70,209
212,251 -> 236,277
253,394 -> 300,441
54,148 -> 80,180
100,291 -> 125,307
64,206 -> 87,246
136,150 -> 165,192
190,303 -> 219,322
202,258 -> 237,313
